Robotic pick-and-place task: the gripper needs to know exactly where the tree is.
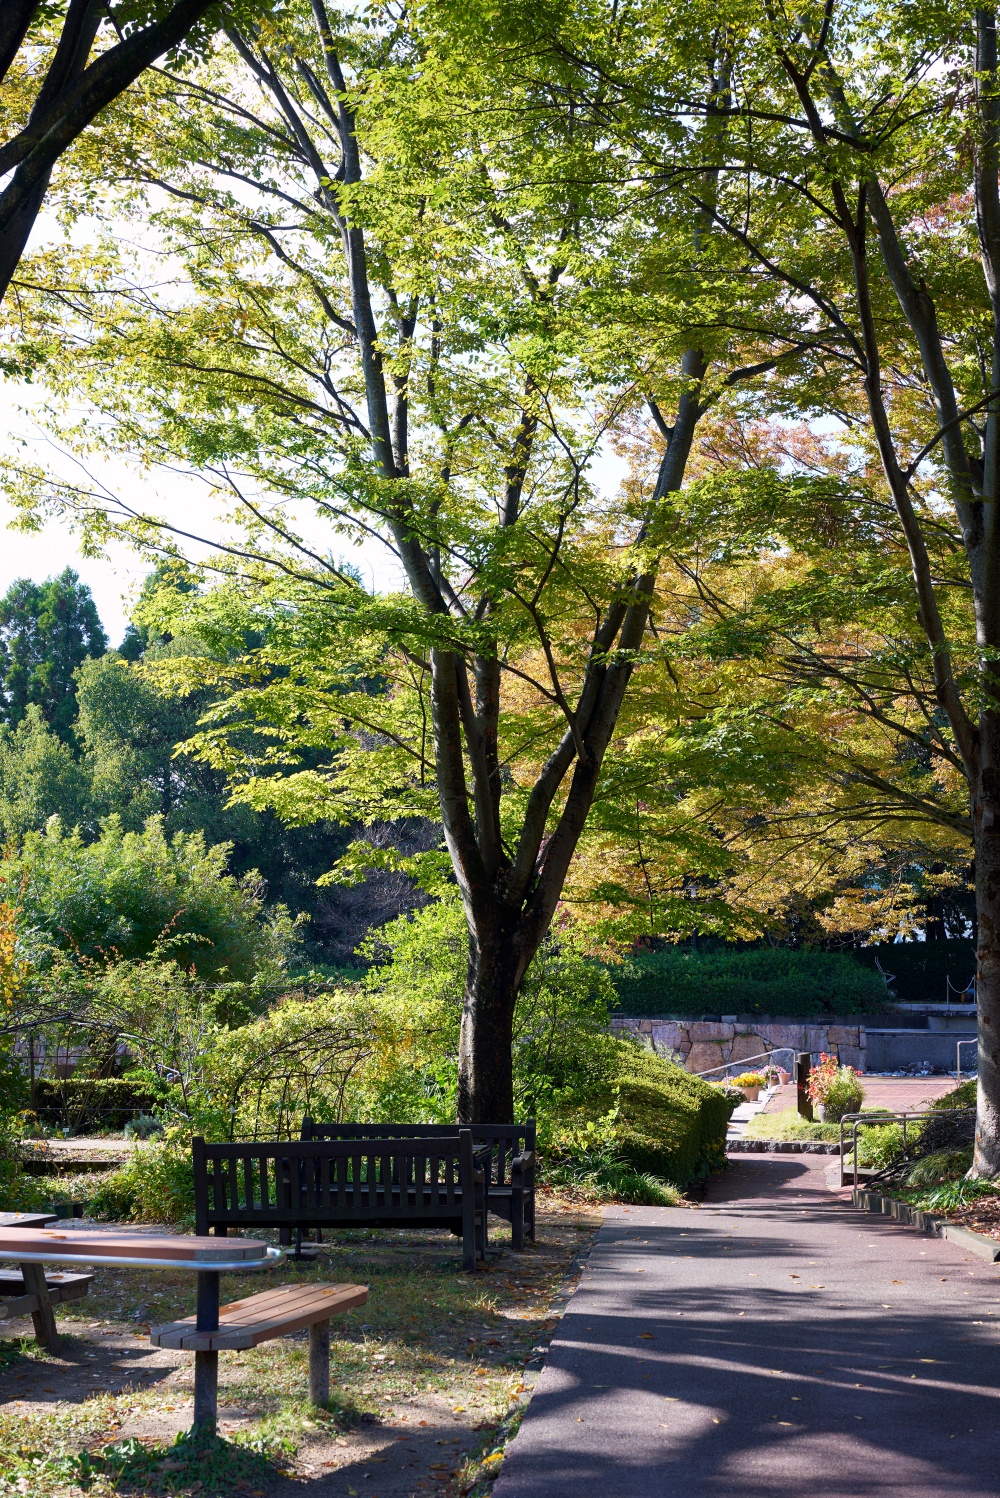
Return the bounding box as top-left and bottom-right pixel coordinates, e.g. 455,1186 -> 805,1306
0,704 -> 91,839
663,0 -> 1000,1172
0,0 -> 267,308
0,0 -> 828,1120
1,813 -> 294,982
0,569 -> 106,742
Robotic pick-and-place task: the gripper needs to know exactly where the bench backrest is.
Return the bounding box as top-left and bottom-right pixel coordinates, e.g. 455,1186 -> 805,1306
300,1120 -> 535,1189
192,1133 -> 476,1236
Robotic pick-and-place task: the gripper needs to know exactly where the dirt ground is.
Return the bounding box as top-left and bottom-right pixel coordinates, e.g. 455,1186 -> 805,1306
0,1195 -> 603,1497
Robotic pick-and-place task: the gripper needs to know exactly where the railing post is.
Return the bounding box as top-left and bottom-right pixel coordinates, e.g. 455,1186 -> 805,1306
795,1052 -> 813,1121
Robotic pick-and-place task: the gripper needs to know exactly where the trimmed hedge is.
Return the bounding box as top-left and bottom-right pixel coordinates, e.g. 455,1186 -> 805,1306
608,946 -> 886,1017
591,1044 -> 734,1187
31,1079 -> 159,1130
853,941 -> 975,1005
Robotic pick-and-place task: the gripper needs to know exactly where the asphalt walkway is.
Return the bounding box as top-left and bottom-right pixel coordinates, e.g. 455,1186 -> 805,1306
493,1156 -> 1000,1497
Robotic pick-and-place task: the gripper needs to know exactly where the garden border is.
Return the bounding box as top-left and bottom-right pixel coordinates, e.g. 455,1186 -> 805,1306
727,1140 -> 843,1155
851,1188 -> 1000,1263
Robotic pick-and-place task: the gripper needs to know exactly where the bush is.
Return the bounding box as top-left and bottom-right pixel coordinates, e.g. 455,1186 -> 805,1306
608,945 -> 886,1017
87,1142 -> 194,1224
2,815 -> 296,982
905,1148 -> 973,1187
31,1078 -> 160,1132
931,1079 -> 977,1111
546,1043 -> 735,1189
822,1067 -> 865,1122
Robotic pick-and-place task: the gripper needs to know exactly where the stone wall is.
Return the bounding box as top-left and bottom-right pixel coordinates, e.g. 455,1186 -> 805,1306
609,1015 -> 865,1074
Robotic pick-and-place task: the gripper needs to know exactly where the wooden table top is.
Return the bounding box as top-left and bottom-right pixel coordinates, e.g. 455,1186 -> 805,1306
0,1229 -> 270,1265
0,1212 -> 58,1229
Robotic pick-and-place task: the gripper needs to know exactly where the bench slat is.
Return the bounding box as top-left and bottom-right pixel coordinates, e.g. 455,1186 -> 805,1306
0,1270 -> 92,1305
149,1281 -> 368,1351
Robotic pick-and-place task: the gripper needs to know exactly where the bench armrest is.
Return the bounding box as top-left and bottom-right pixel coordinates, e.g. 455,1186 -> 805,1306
511,1150 -> 535,1181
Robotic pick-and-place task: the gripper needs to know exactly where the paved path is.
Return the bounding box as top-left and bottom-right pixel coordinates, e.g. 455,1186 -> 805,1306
493,1156 -> 1000,1497
762,1077 -> 958,1115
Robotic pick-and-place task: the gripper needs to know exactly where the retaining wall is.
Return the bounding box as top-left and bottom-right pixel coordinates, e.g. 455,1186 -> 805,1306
609,1015 -> 865,1073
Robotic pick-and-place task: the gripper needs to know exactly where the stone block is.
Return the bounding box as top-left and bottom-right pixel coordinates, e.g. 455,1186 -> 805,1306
755,1024 -> 808,1050
827,1026 -> 860,1045
687,1022 -> 735,1042
838,1046 -> 864,1071
651,1022 -> 685,1054
730,1033 -> 768,1063
685,1041 -> 726,1075
804,1026 -> 833,1053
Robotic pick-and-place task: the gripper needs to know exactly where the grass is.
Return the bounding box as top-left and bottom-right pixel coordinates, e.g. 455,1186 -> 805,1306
742,1107 -> 841,1143
0,1196 -> 603,1497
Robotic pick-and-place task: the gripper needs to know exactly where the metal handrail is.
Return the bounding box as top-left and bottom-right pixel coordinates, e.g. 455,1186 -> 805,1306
837,1107 -> 974,1189
693,1047 -> 797,1079
956,1038 -> 978,1082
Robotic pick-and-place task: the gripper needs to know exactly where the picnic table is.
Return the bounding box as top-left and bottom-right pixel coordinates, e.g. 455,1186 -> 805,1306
0,1212 -> 92,1348
0,1226 -> 366,1437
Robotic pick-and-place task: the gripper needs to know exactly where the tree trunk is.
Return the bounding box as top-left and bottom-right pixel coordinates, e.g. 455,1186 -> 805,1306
456,912 -> 524,1124
974,713 -> 1000,1173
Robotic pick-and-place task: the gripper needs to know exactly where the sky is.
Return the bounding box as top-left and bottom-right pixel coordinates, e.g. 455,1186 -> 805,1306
0,403 -> 408,643
0,397 -> 629,644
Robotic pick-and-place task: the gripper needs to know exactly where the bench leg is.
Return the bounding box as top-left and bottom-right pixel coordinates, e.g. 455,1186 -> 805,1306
510,1191 -> 524,1252
19,1263 -> 57,1349
308,1318 -> 330,1407
193,1351 -> 218,1439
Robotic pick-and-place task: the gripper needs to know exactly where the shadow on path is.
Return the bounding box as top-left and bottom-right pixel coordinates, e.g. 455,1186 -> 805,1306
491,1156 -> 1000,1497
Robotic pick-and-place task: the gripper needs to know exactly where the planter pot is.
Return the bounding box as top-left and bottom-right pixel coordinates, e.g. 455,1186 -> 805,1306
740,1086 -> 761,1102
774,1068 -> 790,1085
816,1103 -> 828,1122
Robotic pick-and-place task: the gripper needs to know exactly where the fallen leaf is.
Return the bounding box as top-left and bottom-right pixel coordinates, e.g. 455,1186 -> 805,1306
638,1333 -> 655,1340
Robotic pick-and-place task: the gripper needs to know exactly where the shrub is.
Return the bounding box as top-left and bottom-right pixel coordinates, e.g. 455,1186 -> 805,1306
546,1043 -> 735,1189
608,945 -> 886,1017
822,1067 -> 865,1122
931,1080 -> 977,1111
87,1141 -> 194,1224
905,1149 -> 973,1187
854,1122 -> 905,1168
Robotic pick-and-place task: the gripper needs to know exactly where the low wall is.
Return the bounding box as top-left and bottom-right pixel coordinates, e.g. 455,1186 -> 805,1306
609,1015 -> 865,1074
865,1028 -> 974,1073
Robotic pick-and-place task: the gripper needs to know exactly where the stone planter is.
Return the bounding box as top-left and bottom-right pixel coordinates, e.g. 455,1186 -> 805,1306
740,1085 -> 761,1102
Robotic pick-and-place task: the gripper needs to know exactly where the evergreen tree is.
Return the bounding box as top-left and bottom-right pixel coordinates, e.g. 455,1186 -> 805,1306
0,569 -> 106,743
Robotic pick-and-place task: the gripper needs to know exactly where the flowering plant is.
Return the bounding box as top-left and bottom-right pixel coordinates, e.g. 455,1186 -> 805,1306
806,1054 -> 839,1105
731,1071 -> 766,1087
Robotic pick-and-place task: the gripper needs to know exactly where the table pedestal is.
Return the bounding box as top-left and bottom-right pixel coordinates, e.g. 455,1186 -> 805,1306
193,1270 -> 220,1439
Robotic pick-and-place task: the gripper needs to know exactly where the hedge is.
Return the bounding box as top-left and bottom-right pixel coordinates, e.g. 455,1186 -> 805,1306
588,1044 -> 734,1187
30,1079 -> 159,1130
608,946 -> 887,1018
853,941 -> 975,1005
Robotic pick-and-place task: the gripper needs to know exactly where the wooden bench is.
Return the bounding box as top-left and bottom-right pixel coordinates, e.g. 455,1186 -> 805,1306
301,1120 -> 536,1250
151,1281 -> 368,1409
193,1132 -> 488,1271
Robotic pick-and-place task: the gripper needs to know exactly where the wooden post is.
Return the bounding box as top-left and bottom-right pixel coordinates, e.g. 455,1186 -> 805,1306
193,1270 -> 220,1440
795,1052 -> 814,1121
308,1318 -> 330,1406
19,1263 -> 57,1349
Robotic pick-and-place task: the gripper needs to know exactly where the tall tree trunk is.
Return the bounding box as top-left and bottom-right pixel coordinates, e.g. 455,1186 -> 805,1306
975,712 -> 1000,1172
456,909 -> 524,1123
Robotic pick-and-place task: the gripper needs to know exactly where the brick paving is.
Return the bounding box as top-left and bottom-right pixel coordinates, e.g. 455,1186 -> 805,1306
762,1077 -> 959,1115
